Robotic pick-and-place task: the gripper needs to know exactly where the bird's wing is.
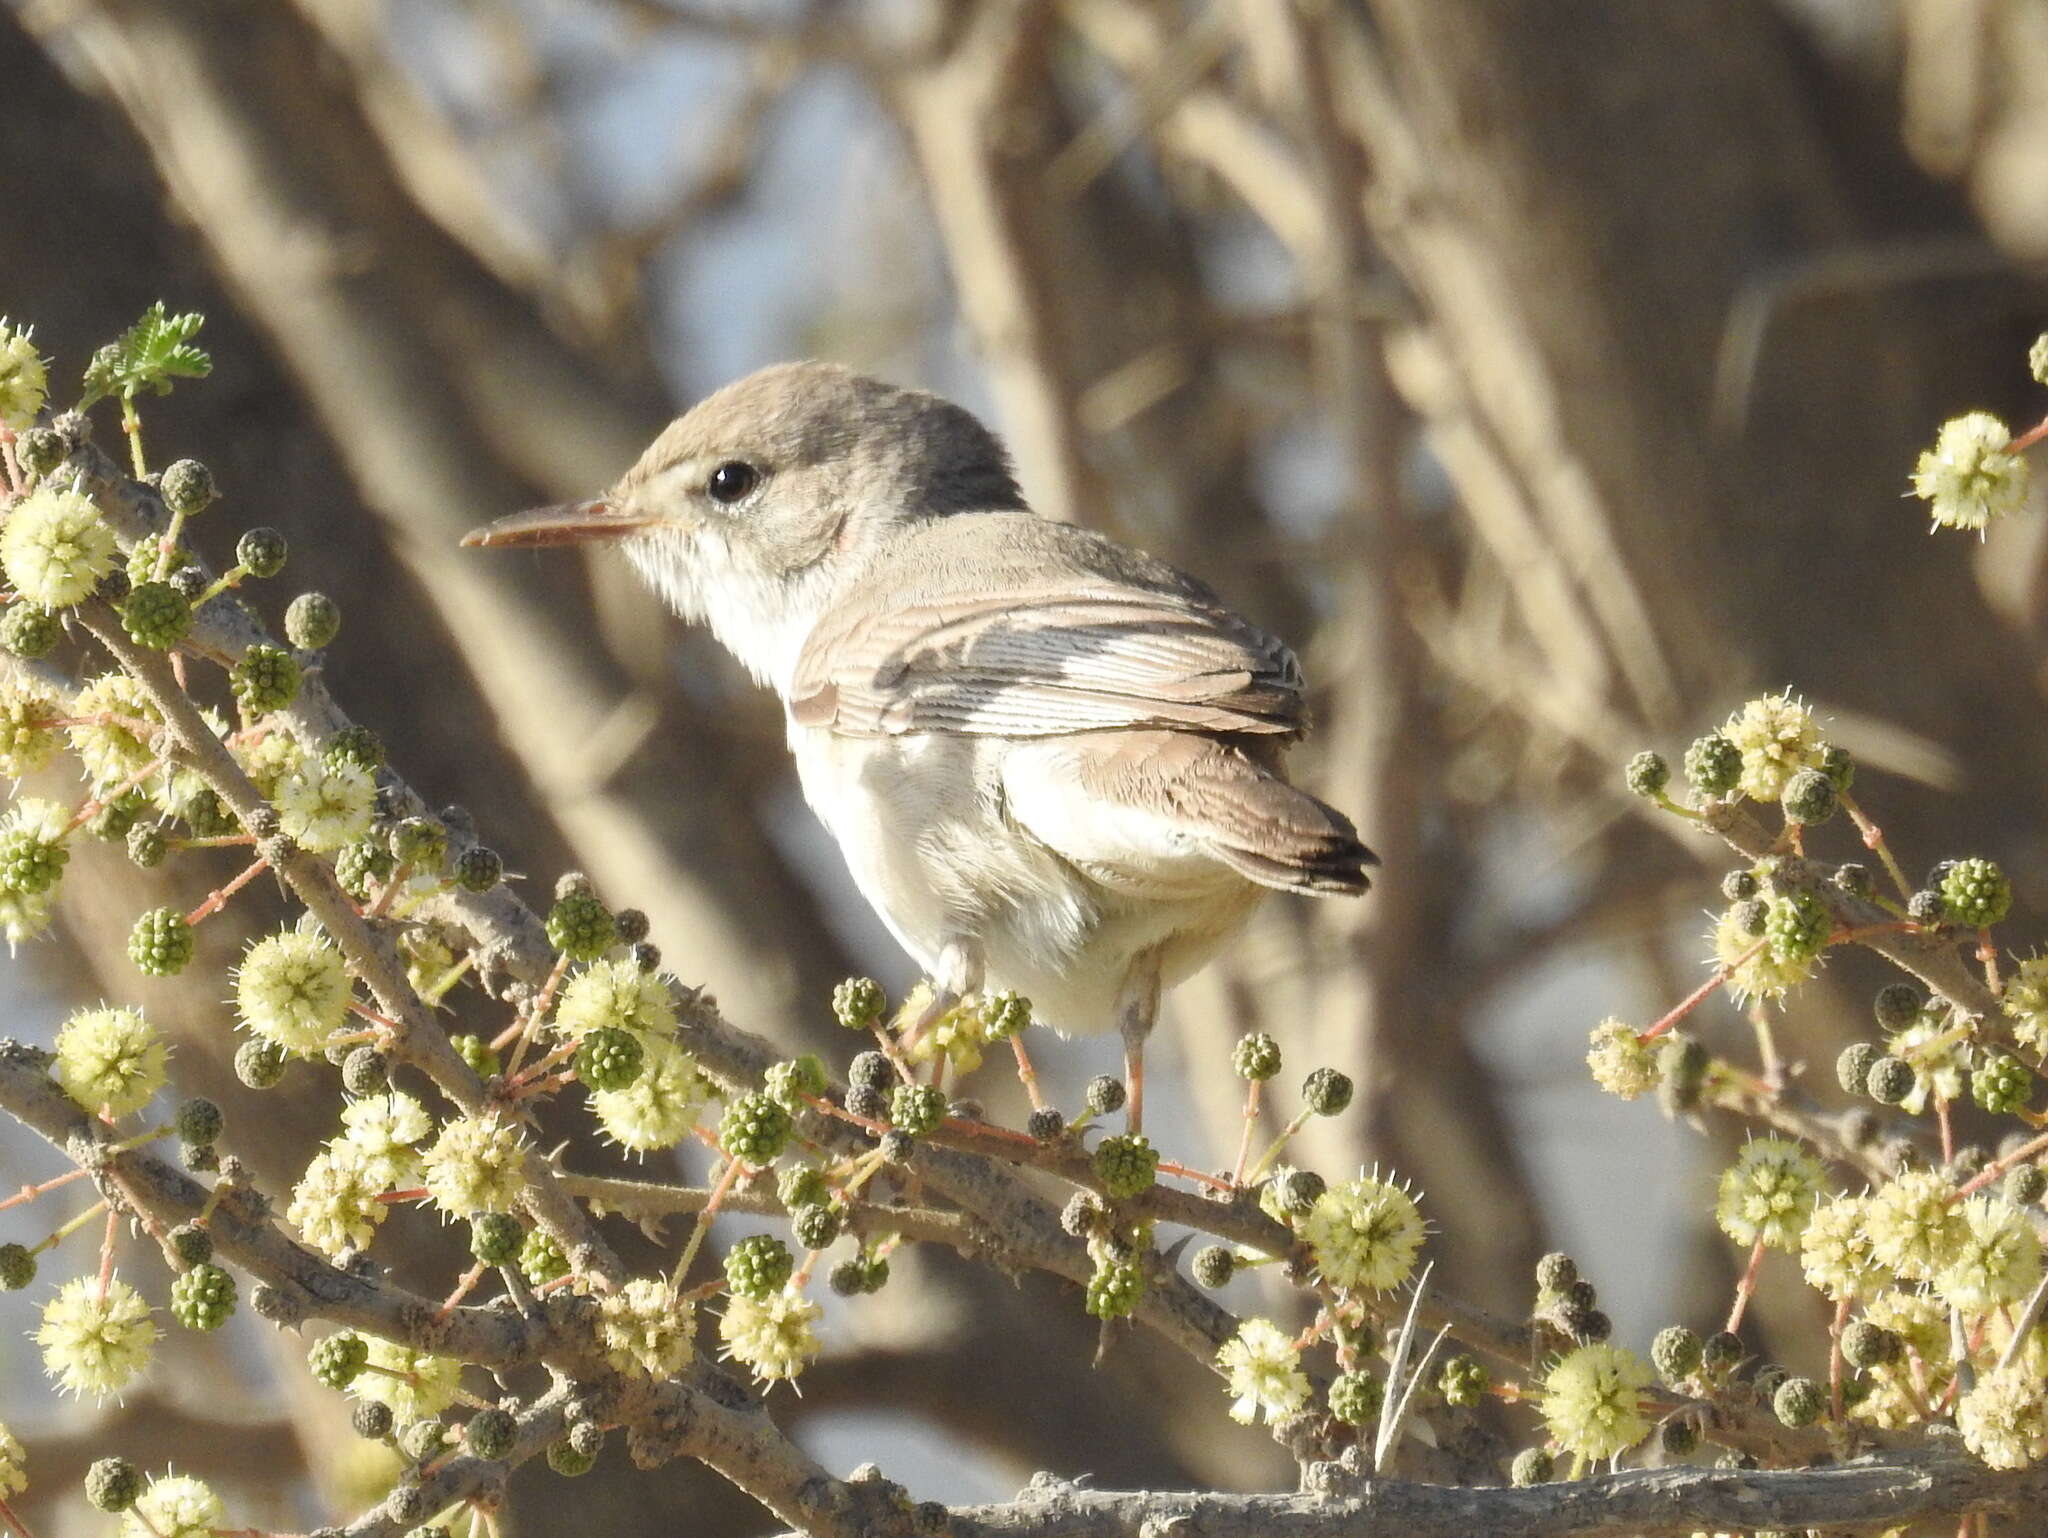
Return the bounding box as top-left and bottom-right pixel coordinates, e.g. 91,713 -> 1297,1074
789,579 -> 1306,739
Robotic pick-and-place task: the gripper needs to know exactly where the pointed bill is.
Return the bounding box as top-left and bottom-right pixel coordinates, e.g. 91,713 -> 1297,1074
460,498 -> 655,549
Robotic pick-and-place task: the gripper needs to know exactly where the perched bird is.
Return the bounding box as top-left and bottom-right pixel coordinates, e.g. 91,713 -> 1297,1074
465,363 -> 1373,1126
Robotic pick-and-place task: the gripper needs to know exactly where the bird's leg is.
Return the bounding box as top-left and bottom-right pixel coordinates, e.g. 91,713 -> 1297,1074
902,938 -> 983,1055
1116,951 -> 1163,1134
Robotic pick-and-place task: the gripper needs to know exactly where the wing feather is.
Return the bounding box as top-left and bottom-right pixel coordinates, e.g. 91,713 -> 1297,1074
793,583 -> 1305,738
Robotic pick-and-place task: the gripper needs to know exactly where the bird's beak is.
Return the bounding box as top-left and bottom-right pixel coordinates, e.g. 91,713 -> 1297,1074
460,498 -> 657,549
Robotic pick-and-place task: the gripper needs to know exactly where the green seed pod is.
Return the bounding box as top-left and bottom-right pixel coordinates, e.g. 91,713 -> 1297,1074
341,1046 -> 390,1097
170,1263 -> 236,1330
719,1090 -> 792,1165
125,822 -> 168,869
1836,1042 -> 1882,1097
284,591 -> 341,650
832,976 -> 885,1029
1191,1245 -> 1235,1289
121,580 -> 192,649
352,1402 -> 394,1441
464,1407 -> 516,1461
1683,733 -> 1741,798
1779,767 -> 1837,826
725,1234 -> 795,1300
173,1096 -> 223,1148
470,1212 -> 525,1267
546,891 -> 616,961
1303,1066 -> 1353,1116
1085,1075 -> 1127,1116
890,1082 -> 947,1137
1232,1031 -> 1281,1081
127,906 -> 194,975
159,459 -> 218,517
1085,1256 -> 1144,1319
236,527 -> 288,579
232,643 -> 301,713
574,1027 -> 645,1092
1624,750 -> 1669,798
454,844 -> 503,893
85,1457 -> 143,1513
1327,1370 -> 1383,1426
1941,857 -> 2013,928
233,1037 -> 289,1090
1651,1324 -> 1703,1385
1092,1133 -> 1159,1198
0,601 -> 60,659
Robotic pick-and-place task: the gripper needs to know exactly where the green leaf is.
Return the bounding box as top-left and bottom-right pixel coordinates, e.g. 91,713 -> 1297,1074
80,302 -> 211,408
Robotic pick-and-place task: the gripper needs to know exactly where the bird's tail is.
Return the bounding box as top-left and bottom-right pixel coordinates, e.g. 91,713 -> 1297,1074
1180,745 -> 1377,896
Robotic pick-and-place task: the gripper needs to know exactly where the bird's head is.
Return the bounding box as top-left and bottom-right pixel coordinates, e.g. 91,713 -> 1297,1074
463,361 -> 1023,688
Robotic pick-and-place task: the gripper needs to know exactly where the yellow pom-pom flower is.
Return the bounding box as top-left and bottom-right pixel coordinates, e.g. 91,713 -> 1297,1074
34,1276 -> 158,1400
123,1475 -> 223,1538
1799,1194 -> 1892,1302
1912,411 -> 2031,535
287,1141 -> 388,1258
1301,1172 -> 1426,1293
420,1115 -> 527,1218
590,1035 -> 711,1153
1935,1196 -> 2042,1313
0,321 -> 48,430
0,485 -> 115,607
599,1277 -> 696,1378
234,926 -> 352,1053
719,1286 -> 823,1385
554,957 -> 677,1042
53,1005 -> 167,1118
273,758 -> 374,851
349,1336 -> 464,1424
1540,1343 -> 1653,1460
1865,1171 -> 1969,1283
1957,1359 -> 2048,1469
1215,1317 -> 1310,1426
1586,1019 -> 1659,1100
0,1421 -> 25,1496
1714,1136 -> 1824,1252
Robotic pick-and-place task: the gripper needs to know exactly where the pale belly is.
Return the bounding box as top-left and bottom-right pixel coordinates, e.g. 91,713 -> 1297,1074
787,722 -> 1262,1034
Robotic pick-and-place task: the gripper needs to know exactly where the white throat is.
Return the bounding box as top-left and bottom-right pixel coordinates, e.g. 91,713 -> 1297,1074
624,529 -> 833,698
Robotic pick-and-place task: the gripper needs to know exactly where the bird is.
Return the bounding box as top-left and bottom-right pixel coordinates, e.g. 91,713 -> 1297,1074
464,362 -> 1373,1128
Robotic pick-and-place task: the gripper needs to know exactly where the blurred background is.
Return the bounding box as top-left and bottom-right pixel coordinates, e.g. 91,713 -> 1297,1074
3,0 -> 2048,1532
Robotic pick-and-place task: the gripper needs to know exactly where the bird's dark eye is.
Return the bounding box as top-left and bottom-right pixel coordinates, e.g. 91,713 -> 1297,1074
706,461 -> 759,505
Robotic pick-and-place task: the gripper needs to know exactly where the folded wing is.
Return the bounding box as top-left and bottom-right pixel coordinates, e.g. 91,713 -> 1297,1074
790,520 -> 1306,740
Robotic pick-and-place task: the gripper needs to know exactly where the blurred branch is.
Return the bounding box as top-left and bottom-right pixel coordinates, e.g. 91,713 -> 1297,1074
32,0 -> 858,1039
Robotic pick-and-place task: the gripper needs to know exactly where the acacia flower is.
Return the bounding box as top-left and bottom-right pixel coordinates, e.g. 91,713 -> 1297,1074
1540,1343 -> 1653,1459
1714,1136 -> 1824,1251
1585,1019 -> 1658,1100
719,1286 -> 823,1384
339,1091 -> 432,1187
1722,692 -> 1822,802
0,675 -> 63,779
1935,1196 -> 2041,1313
590,1035 -> 711,1153
1912,411 -> 2030,534
286,1141 -> 387,1258
349,1336 -> 464,1424
2003,954 -> 2048,1054
1301,1172 -> 1426,1293
420,1115 -> 527,1218
34,1276 -> 158,1400
0,485 -> 115,607
599,1277 -> 695,1379
0,321 -> 48,430
1799,1194 -> 1892,1302
554,956 -> 677,1041
234,925 -> 352,1053
273,757 -> 374,851
1854,1289 -> 1953,1429
1711,904 -> 1812,1002
68,672 -> 161,791
1957,1359 -> 2048,1469
53,1005 -> 167,1118
1215,1317 -> 1310,1426
1865,1170 -> 1968,1282
123,1475 -> 222,1538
